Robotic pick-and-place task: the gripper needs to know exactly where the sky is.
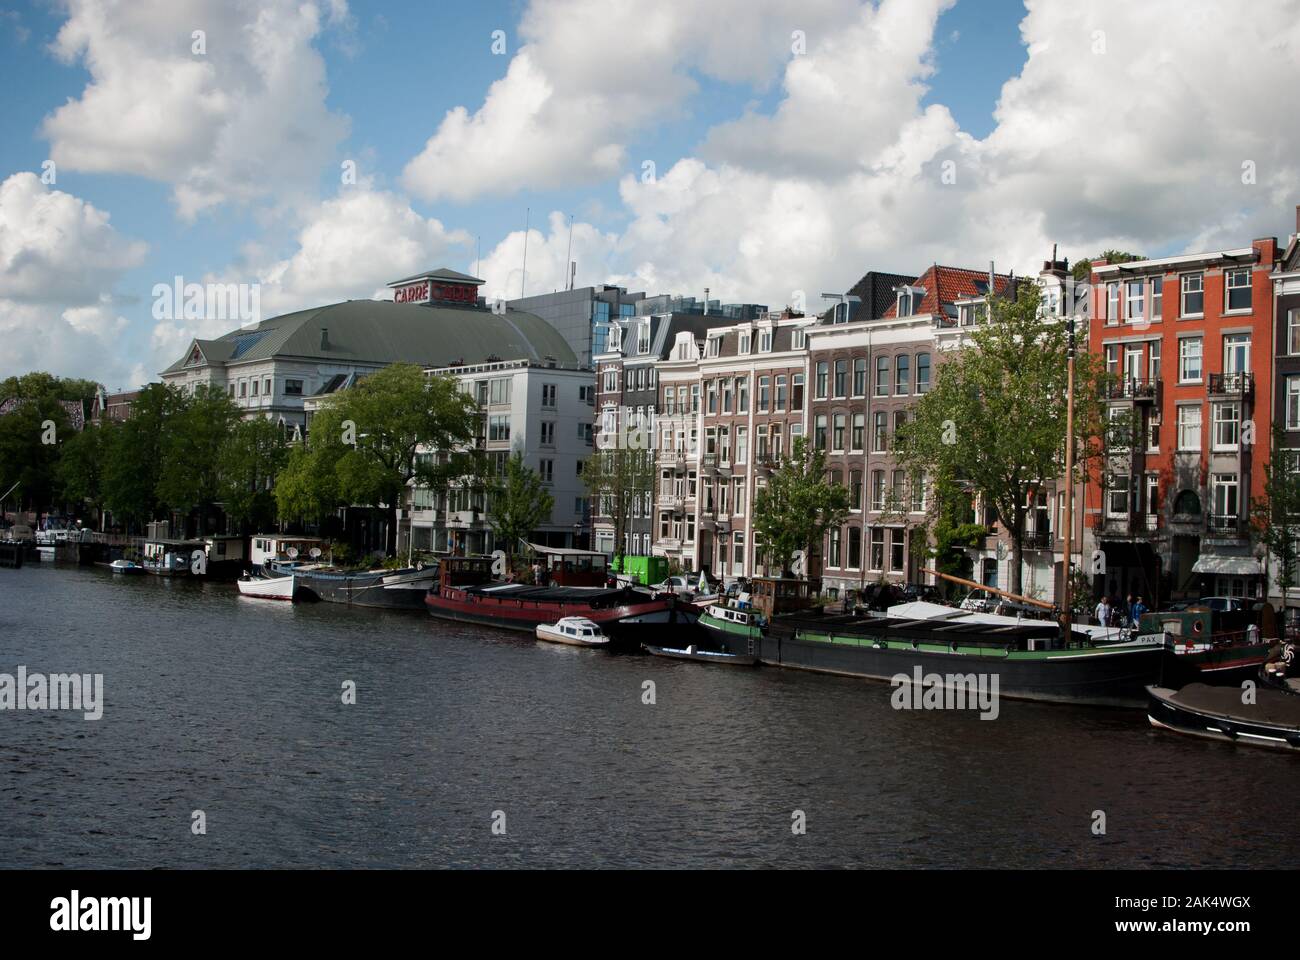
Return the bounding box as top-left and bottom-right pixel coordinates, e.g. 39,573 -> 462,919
1,0 -> 1297,391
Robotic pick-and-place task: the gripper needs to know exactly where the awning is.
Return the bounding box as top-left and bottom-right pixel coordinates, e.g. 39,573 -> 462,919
1190,555 -> 1262,576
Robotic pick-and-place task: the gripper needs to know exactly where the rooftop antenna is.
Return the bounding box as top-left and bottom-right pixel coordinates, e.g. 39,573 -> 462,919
520,207 -> 530,298
475,235 -> 480,280
564,214 -> 574,291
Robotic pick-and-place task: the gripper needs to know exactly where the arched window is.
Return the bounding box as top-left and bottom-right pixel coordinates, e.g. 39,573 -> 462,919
1173,490 -> 1201,516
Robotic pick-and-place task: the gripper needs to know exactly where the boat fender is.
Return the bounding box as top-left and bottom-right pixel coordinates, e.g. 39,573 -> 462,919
416,560 -> 425,571
1217,721 -> 1237,739
1193,620 -> 1204,635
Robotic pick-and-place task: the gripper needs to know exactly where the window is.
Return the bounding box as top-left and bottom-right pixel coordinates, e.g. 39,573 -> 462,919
870,528 -> 885,570
834,360 -> 847,398
690,383 -> 700,412
1150,276 -> 1163,319
721,378 -> 733,413
775,376 -> 787,412
732,532 -> 744,567
263,377 -> 271,396
890,530 -> 905,573
737,377 -> 748,412
1106,282 -> 1120,323
1126,280 -> 1144,323
891,470 -> 906,511
1146,475 -> 1160,519
852,358 -> 867,396
1108,473 -> 1130,517
1225,268 -> 1251,311
489,378 -> 511,404
1148,341 -> 1161,382
706,336 -> 721,358
897,289 -> 914,316
239,380 -> 247,397
847,526 -> 862,569
1179,337 -> 1202,382
489,414 -> 511,442
1223,333 -> 1251,375
1181,273 -> 1204,316
910,471 -> 926,513
706,380 -> 717,414
1288,377 -> 1300,431
916,353 -> 931,393
738,332 -> 751,354
873,411 -> 888,452
1176,405 -> 1201,451
814,415 -> 827,450
602,369 -> 617,392
851,413 -> 865,451
832,414 -> 846,451
758,376 -> 770,412
540,421 -> 555,446
251,379 -> 258,397
816,361 -> 829,399
539,459 -> 554,484
542,383 -> 557,407
871,471 -> 885,510
285,378 -> 303,396
791,374 -> 804,411
792,328 -> 807,349
828,527 -> 841,568
1211,473 -> 1239,521
849,470 -> 863,510
736,426 -> 748,464
875,355 -> 890,396
759,330 -> 773,352
1212,402 -> 1240,451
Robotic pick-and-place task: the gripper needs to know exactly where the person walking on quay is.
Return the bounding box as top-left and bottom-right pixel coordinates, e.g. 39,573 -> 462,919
1094,596 -> 1111,627
1130,595 -> 1148,627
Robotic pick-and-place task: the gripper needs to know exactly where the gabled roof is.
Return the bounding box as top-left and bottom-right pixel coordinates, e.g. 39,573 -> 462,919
386,267 -> 484,286
160,299 -> 576,376
881,265 -> 1018,319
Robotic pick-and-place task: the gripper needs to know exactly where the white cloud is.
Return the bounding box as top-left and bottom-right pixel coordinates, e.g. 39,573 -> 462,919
402,0 -> 863,202
0,172 -> 147,386
42,0 -> 350,220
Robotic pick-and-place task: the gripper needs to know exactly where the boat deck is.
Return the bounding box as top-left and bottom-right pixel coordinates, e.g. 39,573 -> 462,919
1154,683 -> 1300,727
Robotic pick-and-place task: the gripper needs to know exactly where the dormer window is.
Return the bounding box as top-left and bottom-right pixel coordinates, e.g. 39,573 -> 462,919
792,327 -> 806,349
896,287 -> 924,317
758,329 -> 773,352
706,336 -> 721,358
186,347 -> 202,366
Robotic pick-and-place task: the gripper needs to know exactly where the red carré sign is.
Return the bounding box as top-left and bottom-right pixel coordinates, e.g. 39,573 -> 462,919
394,281 -> 429,304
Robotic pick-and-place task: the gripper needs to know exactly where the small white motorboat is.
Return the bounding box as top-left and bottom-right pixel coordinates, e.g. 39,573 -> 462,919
534,616 -> 610,647
237,572 -> 296,601
109,559 -> 145,574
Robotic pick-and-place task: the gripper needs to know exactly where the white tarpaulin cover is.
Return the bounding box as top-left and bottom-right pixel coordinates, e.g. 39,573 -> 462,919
1190,555 -> 1262,575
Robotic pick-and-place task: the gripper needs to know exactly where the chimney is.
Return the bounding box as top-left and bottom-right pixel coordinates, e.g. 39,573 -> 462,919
320,328 -> 329,350
703,288 -> 710,315
1295,204 -> 1299,234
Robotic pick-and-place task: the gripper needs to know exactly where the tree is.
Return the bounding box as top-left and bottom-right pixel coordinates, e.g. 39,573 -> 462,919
220,417 -> 290,532
102,383 -> 185,528
1072,250 -> 1144,282
893,284 -> 1107,596
922,471 -> 989,598
0,372 -> 91,514
487,451 -> 554,562
156,385 -> 243,530
57,420 -> 111,528
1252,426 -> 1300,598
582,446 -> 654,563
275,363 -> 478,555
751,436 -> 849,578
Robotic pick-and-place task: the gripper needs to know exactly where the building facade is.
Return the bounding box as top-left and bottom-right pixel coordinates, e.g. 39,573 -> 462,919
1087,238 -> 1279,604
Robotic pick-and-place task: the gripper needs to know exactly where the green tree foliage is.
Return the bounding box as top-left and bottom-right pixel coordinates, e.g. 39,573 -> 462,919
220,417 -> 290,531
925,472 -> 987,596
893,284 -> 1107,596
56,420 -> 111,526
156,386 -> 243,525
0,372 -> 94,512
752,436 -> 849,578
102,383 -> 185,527
1072,250 -> 1144,282
274,363 -> 478,555
1252,426 -> 1300,597
487,451 -> 554,561
581,445 -> 654,562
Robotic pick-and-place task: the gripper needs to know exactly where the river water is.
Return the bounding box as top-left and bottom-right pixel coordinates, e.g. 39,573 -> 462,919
0,563 -> 1296,869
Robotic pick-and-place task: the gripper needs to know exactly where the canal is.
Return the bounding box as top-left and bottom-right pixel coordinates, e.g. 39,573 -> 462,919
1,564 -> 1296,868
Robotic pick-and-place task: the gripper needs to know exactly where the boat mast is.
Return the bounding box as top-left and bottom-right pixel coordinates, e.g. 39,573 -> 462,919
921,568 -> 1055,611
1061,259 -> 1077,642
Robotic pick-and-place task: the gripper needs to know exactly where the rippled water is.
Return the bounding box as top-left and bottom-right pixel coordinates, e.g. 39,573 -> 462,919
0,563 -> 1296,868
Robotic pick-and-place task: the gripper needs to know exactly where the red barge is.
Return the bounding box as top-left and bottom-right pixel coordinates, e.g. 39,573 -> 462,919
424,549 -> 684,638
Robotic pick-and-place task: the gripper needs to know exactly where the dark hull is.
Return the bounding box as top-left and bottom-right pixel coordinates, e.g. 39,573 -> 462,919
425,587 -> 678,646
273,563 -> 433,610
644,644 -> 757,665
1147,684 -> 1300,751
1160,644 -> 1271,687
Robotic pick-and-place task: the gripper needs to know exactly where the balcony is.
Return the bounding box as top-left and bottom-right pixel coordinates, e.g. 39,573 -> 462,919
701,454 -> 718,474
1208,372 -> 1253,398
1206,513 -> 1247,537
656,494 -> 684,512
1025,529 -> 1054,551
1105,376 -> 1160,404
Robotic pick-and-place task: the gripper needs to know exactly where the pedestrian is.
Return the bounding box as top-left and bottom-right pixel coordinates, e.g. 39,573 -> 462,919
1094,596 -> 1111,627
1130,595 -> 1148,626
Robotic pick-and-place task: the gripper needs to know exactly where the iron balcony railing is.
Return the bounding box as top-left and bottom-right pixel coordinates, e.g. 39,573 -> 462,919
1208,372 -> 1253,398
1104,376 -> 1160,403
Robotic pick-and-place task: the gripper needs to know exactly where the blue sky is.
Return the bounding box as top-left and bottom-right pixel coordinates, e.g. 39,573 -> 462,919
0,0 -> 1294,388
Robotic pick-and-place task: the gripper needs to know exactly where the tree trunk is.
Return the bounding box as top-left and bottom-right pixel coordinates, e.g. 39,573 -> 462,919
386,502 -> 398,557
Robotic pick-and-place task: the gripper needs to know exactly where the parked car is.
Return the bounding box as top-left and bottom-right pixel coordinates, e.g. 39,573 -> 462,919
652,575 -> 695,598
901,583 -> 943,605
1198,596 -> 1247,613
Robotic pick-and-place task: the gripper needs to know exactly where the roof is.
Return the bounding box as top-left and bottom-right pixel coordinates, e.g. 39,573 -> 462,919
387,267 -> 484,286
161,299 -> 576,376
881,265 -> 1018,319
821,270 -> 914,322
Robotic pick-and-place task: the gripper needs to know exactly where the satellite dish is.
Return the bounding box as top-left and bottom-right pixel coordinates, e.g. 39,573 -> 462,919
309,547 -> 322,559
287,547 -> 299,559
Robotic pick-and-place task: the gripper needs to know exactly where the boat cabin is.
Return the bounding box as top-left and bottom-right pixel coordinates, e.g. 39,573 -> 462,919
440,555 -> 496,588
142,538 -> 207,574
554,617 -> 605,641
1139,604 -> 1273,644
526,543 -> 608,587
250,535 -> 327,568
748,576 -> 823,619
